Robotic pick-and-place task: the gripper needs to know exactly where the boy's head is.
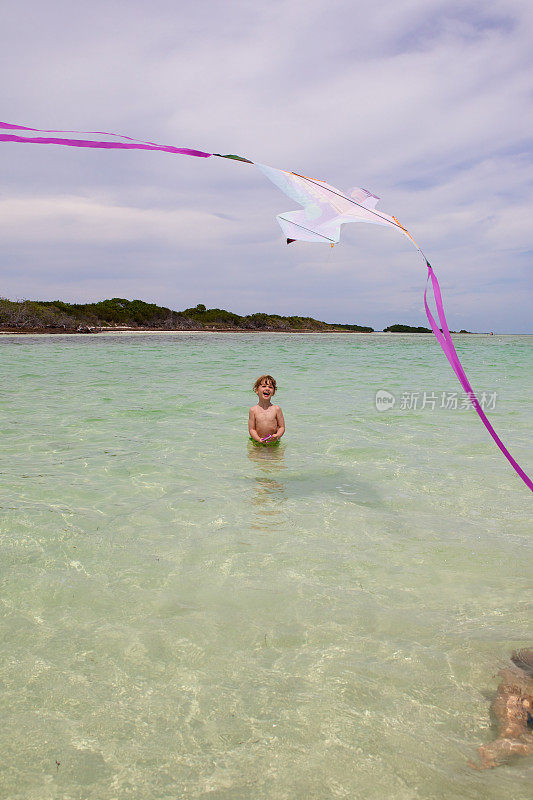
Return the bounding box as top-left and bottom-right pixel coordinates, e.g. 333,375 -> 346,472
253,374 -> 277,398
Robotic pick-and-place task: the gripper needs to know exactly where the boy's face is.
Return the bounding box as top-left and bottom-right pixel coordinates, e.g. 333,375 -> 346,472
256,380 -> 275,400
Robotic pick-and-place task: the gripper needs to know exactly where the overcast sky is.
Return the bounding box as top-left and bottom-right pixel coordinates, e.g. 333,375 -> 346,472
1,0 -> 531,331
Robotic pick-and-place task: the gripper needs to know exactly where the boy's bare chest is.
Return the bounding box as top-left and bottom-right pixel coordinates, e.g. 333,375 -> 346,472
255,405 -> 276,420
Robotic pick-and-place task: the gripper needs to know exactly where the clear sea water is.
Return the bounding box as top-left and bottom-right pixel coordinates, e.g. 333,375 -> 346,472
1,331 -> 531,800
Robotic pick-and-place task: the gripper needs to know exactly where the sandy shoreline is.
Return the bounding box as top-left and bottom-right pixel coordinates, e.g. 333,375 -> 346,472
0,326 -> 379,336
0,327 -> 512,336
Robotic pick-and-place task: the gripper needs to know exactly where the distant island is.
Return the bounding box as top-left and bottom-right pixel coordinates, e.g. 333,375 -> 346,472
383,323 -> 471,334
0,298 -> 475,335
384,323 -> 432,333
0,297 -> 374,333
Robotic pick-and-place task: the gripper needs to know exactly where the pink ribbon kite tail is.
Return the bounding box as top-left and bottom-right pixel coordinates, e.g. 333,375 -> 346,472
423,260 -> 532,491
0,121 -> 212,158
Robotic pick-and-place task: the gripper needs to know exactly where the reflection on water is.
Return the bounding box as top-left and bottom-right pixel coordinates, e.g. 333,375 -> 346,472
247,441 -> 286,513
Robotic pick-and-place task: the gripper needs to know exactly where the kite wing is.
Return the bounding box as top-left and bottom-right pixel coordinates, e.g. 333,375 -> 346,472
256,163 -> 409,245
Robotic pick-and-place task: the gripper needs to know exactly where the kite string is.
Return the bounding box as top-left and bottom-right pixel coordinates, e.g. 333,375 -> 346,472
423,261 -> 532,491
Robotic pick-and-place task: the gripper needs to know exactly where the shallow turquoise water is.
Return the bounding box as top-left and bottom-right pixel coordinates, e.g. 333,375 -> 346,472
1,332 -> 532,799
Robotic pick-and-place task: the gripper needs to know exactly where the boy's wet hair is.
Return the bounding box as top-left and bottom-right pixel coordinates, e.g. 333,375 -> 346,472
253,374 -> 277,394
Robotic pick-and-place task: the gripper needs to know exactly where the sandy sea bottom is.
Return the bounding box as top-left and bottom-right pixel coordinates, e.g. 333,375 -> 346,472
1,332 -> 532,799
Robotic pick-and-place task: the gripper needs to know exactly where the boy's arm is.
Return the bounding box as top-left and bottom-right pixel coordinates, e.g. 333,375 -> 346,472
248,407 -> 262,442
272,406 -> 285,439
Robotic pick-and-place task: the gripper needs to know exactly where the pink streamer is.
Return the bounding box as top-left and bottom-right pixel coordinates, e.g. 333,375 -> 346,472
0,121 -> 161,142
0,121 -> 211,158
424,261 -> 532,491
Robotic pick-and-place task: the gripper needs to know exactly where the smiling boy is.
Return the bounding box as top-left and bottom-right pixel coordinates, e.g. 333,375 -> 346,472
249,375 -> 285,445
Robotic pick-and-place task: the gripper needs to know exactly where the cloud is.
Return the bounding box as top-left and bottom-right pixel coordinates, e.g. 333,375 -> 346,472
0,0 -> 531,331
0,195 -> 238,246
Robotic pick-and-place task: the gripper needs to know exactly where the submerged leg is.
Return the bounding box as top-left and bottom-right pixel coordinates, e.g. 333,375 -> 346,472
471,735 -> 533,770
